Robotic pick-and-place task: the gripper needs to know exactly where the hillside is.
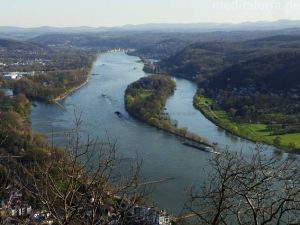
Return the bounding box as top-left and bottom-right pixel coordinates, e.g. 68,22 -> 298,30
0,38 -> 46,50
194,51 -> 300,150
157,35 -> 300,80
154,35 -> 300,150
30,33 -> 176,49
0,38 -> 48,53
210,51 -> 300,91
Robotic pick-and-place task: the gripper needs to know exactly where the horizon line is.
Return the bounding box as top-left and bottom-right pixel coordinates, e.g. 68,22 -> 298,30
0,19 -> 299,29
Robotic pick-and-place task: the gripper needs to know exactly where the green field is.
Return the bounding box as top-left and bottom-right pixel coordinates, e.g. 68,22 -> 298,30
194,96 -> 300,151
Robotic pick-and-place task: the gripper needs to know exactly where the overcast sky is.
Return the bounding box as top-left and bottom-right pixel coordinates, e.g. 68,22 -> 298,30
2,0 -> 300,27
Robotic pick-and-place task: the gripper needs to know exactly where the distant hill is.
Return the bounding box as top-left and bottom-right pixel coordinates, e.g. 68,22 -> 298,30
2,19 -> 300,41
29,33 -> 175,49
3,19 -> 300,35
0,38 -> 47,51
118,20 -> 300,32
210,51 -> 300,91
131,31 -> 285,60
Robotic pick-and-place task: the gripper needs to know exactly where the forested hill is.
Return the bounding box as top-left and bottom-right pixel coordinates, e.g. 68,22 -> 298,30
157,42 -> 240,80
156,35 -> 300,81
245,35 -> 300,43
0,38 -> 47,51
210,51 -> 300,91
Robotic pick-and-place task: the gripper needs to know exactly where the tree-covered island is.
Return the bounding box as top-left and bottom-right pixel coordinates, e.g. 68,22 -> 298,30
125,75 -> 211,146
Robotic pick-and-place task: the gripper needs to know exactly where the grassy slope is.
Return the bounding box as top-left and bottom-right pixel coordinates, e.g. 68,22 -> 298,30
194,95 -> 300,150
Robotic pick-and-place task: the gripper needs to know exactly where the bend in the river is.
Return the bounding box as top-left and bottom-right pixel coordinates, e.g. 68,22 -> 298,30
30,52 -> 279,215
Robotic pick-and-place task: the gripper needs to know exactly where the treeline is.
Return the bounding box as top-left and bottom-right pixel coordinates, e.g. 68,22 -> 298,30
156,35 -> 300,81
203,51 -> 300,136
204,90 -> 300,123
11,68 -> 90,102
210,51 -> 300,91
194,94 -> 300,150
0,91 -> 51,179
125,75 -> 176,125
1,49 -> 97,102
0,93 -> 149,225
154,35 -> 300,150
125,75 -> 209,145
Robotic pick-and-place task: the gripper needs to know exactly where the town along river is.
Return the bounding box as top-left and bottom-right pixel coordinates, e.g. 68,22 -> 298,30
30,52 -> 276,215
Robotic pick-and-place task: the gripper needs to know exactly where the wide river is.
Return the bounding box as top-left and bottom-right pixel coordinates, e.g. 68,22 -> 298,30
30,52 -> 276,215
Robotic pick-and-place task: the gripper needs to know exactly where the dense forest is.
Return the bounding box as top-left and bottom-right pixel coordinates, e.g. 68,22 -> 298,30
197,51 -> 300,148
11,69 -> 90,102
155,35 -> 300,81
210,51 -> 300,90
154,35 -> 300,150
125,75 -> 176,126
0,92 -> 33,156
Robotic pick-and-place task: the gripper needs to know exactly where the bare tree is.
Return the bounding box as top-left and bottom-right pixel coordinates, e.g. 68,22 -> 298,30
0,165 -> 10,225
0,155 -> 25,225
185,146 -> 300,225
22,113 -> 149,225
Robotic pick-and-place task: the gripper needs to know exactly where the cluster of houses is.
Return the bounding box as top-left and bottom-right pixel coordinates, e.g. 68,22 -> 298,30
86,194 -> 174,225
0,190 -> 54,225
0,57 -> 48,68
8,59 -> 47,67
0,71 -> 35,80
130,206 -> 172,225
0,189 -> 174,225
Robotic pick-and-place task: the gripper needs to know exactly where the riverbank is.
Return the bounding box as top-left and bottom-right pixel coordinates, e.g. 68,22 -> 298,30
5,50 -> 99,103
32,52 -> 273,215
125,75 -> 212,148
50,77 -> 89,103
48,52 -> 102,102
193,95 -> 300,151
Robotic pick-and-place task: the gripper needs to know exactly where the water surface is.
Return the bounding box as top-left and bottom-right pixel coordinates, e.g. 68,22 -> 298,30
30,52 -> 270,214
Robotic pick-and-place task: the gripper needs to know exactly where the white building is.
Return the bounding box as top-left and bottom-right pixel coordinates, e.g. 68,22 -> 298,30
2,71 -> 35,80
3,72 -> 22,80
131,206 -> 172,225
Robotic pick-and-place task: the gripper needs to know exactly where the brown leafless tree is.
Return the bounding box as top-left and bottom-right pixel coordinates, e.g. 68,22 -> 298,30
21,113 -> 150,225
185,146 -> 300,225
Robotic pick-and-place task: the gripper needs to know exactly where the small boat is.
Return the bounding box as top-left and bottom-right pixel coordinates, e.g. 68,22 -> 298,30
182,141 -> 220,154
114,111 -> 123,118
32,102 -> 37,107
101,94 -> 107,97
213,142 -> 218,146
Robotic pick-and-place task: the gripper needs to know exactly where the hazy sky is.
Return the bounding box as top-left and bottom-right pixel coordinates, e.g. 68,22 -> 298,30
2,0 -> 300,27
